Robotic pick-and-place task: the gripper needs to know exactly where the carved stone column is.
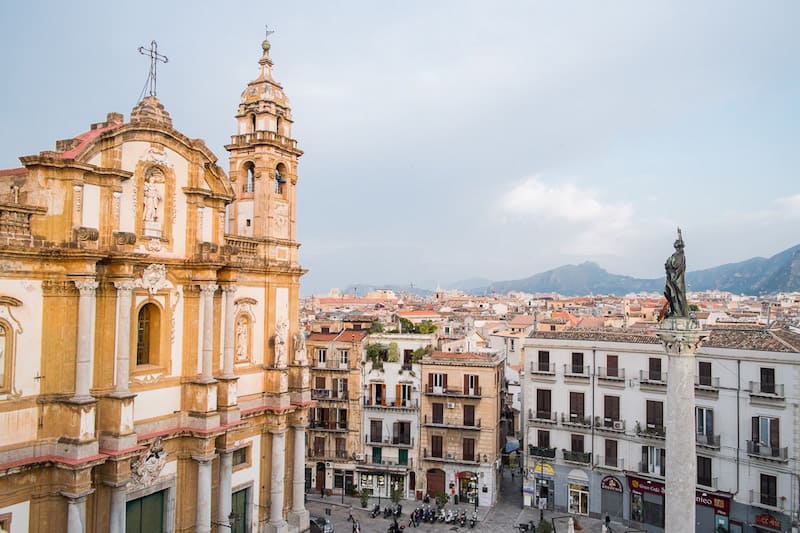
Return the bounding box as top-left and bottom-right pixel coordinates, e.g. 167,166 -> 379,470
113,280 -> 135,393
194,455 -> 214,533
199,284 -> 218,381
108,482 -> 128,533
221,285 -> 237,377
217,450 -> 233,530
74,279 -> 99,400
288,425 -> 310,530
267,429 -> 289,533
656,317 -> 708,533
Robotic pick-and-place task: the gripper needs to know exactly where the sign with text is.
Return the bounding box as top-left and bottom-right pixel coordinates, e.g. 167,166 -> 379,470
601,476 -> 623,493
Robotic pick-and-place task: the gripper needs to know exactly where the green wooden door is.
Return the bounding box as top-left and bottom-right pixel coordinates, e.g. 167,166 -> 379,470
231,488 -> 248,533
398,449 -> 408,466
372,447 -> 382,464
125,490 -> 164,533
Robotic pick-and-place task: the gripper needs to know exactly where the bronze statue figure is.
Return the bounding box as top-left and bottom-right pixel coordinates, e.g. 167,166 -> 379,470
664,228 -> 688,318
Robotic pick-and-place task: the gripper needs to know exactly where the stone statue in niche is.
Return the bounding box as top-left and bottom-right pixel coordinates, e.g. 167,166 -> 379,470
293,330 -> 307,365
235,316 -> 249,361
274,318 -> 288,368
142,167 -> 165,238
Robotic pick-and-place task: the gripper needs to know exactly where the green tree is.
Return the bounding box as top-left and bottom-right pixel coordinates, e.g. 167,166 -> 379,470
416,320 -> 437,334
399,317 -> 415,333
387,342 -> 400,362
368,321 -> 384,333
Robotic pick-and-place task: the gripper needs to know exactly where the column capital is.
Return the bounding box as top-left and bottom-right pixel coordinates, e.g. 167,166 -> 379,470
61,488 -> 95,502
113,280 -> 136,292
199,283 -> 219,296
74,279 -> 99,295
269,428 -> 287,436
220,285 -> 238,294
192,453 -> 217,464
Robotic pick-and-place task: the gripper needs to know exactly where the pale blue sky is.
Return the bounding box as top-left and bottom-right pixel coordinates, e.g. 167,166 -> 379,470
1,1 -> 798,295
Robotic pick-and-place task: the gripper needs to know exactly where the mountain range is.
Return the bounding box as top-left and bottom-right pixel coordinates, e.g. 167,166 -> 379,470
345,243 -> 800,297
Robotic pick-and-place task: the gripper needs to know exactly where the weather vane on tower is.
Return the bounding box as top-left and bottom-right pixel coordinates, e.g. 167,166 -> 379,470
265,24 -> 275,39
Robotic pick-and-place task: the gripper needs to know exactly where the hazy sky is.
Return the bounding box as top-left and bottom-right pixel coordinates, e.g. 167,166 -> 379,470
1,1 -> 798,295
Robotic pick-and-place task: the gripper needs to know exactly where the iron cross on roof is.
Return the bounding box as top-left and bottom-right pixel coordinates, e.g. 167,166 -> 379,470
138,40 -> 168,97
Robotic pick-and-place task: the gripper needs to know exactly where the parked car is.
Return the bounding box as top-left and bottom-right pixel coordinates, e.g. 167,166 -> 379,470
310,516 -> 334,533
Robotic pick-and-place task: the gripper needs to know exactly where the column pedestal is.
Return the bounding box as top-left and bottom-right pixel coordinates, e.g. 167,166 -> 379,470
216,376 -> 240,425
97,392 -> 137,451
183,381 -> 220,431
656,317 -> 708,533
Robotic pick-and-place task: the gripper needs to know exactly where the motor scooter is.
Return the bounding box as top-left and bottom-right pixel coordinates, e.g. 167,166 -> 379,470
469,509 -> 477,528
458,510 -> 466,527
371,504 -> 381,518
445,509 -> 454,524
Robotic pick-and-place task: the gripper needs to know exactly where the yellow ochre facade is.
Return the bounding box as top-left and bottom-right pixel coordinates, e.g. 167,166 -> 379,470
0,37 -> 310,533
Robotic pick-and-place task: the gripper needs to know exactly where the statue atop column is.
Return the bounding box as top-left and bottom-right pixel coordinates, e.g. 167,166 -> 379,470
663,228 -> 688,318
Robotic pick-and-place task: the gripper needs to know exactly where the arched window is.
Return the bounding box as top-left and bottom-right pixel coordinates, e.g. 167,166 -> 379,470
136,303 -> 161,365
0,322 -> 9,392
274,163 -> 286,195
244,162 -> 255,193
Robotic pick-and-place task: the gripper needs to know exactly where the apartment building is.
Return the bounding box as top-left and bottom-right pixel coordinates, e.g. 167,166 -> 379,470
306,319 -> 370,496
420,351 -> 505,507
358,333 -> 436,500
521,325 -> 800,533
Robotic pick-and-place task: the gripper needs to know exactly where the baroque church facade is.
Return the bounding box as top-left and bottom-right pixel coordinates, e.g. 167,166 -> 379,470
0,37 -> 310,533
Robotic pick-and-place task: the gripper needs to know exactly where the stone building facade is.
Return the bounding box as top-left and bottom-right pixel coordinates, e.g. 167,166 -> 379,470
0,37 -> 310,533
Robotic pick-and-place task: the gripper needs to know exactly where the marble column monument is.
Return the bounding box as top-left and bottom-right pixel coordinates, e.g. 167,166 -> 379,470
655,229 -> 708,533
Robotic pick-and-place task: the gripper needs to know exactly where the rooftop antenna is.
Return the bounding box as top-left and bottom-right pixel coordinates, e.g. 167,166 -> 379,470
137,40 -> 168,100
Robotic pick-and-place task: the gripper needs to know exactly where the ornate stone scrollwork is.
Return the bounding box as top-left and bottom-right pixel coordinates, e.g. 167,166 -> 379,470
113,231 -> 137,245
73,227 -> 99,242
129,437 -> 167,490
135,264 -> 172,295
74,279 -> 99,295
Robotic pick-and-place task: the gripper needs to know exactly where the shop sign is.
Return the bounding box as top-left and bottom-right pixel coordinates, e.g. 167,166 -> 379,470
695,492 -> 730,516
601,476 -> 623,493
755,513 -> 781,530
627,476 -> 664,496
531,463 -> 555,478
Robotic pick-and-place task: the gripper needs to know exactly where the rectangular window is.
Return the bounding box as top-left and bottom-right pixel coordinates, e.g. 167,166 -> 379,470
336,437 -> 346,458
646,400 -> 664,430
462,438 -> 475,462
752,416 -> 780,450
698,361 -> 712,386
696,407 -> 714,436
538,350 -> 550,371
400,384 -> 412,406
432,373 -> 445,388
641,445 -> 665,476
464,374 -> 479,395
463,404 -> 475,426
232,447 -> 248,467
316,348 -> 327,364
571,352 -> 584,374
370,420 -> 383,443
604,396 -> 620,423
606,354 -> 619,377
335,378 -> 348,399
697,456 -> 712,487
314,437 -> 325,456
570,434 -> 584,453
648,358 -> 662,381
338,350 -> 349,365
605,439 -> 618,467
393,421 -> 411,445
315,376 -> 325,390
432,403 -> 444,424
537,430 -> 550,448
569,392 -> 585,420
760,474 -> 777,507
760,367 -> 775,394
536,389 -> 551,419
431,435 -> 443,458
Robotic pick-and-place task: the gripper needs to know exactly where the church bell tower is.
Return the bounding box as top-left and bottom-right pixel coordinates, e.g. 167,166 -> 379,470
226,33 -> 302,257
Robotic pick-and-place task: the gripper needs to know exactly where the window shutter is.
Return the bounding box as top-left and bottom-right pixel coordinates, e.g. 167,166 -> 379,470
396,384 -> 401,406
464,374 -> 469,393
641,446 -> 648,469
369,385 -> 373,406
428,373 -> 434,389
660,449 -> 666,476
381,384 -> 386,406
475,375 -> 479,391
751,416 -> 759,443
443,373 -> 448,389
769,418 -> 779,448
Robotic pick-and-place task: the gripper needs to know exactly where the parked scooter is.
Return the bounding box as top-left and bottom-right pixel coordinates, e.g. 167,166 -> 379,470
446,509 -> 455,524
393,503 -> 403,517
458,510 -> 466,527
438,507 -> 446,522
469,509 -> 477,528
371,504 -> 381,518
383,506 -> 393,518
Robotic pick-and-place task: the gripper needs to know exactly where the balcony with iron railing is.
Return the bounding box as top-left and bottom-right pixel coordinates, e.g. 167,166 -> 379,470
312,389 -> 348,401
695,375 -> 720,389
527,409 -> 558,425
423,414 -> 481,429
563,364 -> 590,381
749,489 -> 784,511
363,398 -> 419,410
528,445 -> 556,458
749,381 -> 784,400
363,457 -> 414,470
309,420 -> 348,432
640,370 -> 667,388
636,423 -> 666,439
365,435 -> 415,448
529,362 -> 556,377
424,385 -> 482,398
747,440 -> 788,461
596,455 -> 624,470
561,412 -> 592,428
696,433 -> 721,449
597,367 -> 625,382
562,450 -> 592,464
423,448 -> 479,463
307,448 -> 350,460
595,417 -> 626,433
313,359 -> 351,372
